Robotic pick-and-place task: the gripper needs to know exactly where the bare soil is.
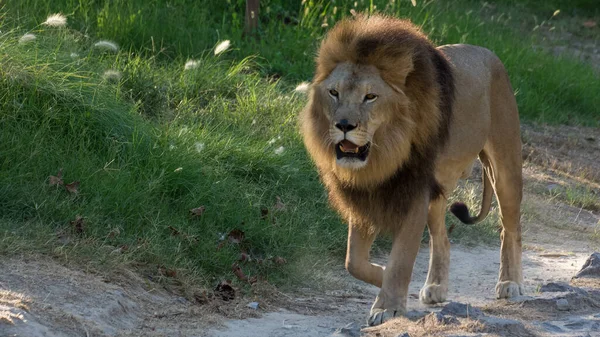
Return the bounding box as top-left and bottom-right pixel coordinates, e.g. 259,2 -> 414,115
2,124 -> 599,337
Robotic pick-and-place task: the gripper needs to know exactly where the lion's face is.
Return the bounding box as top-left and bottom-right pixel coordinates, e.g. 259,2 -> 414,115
317,62 -> 405,170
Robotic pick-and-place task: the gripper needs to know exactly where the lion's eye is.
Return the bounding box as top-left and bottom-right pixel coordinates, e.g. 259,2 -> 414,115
329,89 -> 339,98
364,93 -> 378,102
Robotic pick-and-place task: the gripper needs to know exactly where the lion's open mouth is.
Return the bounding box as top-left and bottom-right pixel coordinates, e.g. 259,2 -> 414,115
336,140 -> 370,161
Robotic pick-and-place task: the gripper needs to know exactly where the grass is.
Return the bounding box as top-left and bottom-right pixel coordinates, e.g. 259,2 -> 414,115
0,0 -> 598,294
546,185 -> 600,212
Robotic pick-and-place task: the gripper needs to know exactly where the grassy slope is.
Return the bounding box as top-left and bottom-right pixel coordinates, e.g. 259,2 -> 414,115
1,0 -> 598,293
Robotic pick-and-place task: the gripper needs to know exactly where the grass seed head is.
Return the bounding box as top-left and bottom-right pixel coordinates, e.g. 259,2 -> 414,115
185,59 -> 200,70
294,82 -> 310,93
93,40 -> 119,53
214,40 -> 231,56
42,13 -> 67,27
18,34 -> 36,44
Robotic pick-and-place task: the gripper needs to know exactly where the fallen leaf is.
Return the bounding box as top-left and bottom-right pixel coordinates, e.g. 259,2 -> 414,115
168,225 -> 180,236
70,215 -> 84,234
232,264 -> 248,281
583,20 -> 597,28
227,229 -> 245,244
215,280 -> 235,301
274,196 -> 286,211
239,252 -> 251,262
165,269 -> 177,277
539,253 -> 568,258
107,228 -> 120,238
260,207 -> 269,219
216,241 -> 226,251
411,0 -> 417,6
64,181 -> 80,194
448,223 -> 456,235
190,206 -> 206,217
272,256 -> 287,265
194,290 -> 209,304
248,275 -> 258,285
49,169 -> 63,186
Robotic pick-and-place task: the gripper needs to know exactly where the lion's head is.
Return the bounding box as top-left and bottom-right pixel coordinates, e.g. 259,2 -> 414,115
301,14 -> 449,190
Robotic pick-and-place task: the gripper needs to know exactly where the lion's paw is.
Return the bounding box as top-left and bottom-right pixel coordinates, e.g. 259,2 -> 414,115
495,281 -> 523,299
368,308 -> 404,326
419,284 -> 448,304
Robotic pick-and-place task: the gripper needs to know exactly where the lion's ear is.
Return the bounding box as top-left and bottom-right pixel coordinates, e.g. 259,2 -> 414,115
379,53 -> 414,93
388,82 -> 406,96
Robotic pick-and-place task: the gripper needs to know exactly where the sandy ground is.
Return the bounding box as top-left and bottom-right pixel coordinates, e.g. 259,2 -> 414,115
1,124 -> 600,337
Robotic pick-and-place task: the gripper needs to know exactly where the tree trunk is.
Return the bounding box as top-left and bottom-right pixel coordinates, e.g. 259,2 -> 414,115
245,0 -> 259,35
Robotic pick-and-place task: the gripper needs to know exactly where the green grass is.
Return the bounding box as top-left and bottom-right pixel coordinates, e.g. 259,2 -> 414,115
0,0 -> 598,293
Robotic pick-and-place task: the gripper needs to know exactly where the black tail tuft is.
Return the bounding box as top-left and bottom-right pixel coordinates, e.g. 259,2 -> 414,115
450,202 -> 474,224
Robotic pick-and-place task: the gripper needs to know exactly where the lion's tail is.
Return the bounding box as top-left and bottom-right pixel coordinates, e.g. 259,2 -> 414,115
449,153 -> 493,225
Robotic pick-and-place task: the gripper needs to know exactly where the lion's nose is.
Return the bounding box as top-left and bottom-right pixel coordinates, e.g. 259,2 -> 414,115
335,119 -> 357,133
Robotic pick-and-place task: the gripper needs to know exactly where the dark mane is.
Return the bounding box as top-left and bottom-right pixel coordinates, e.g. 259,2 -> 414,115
304,15 -> 455,230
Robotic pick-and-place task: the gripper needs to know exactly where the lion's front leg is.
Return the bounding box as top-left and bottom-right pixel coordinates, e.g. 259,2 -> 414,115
368,196 -> 428,326
345,222 -> 384,288
420,196 -> 450,304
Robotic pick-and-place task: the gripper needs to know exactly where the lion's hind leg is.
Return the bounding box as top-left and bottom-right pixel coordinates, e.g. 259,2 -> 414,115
485,65 -> 524,298
487,148 -> 524,298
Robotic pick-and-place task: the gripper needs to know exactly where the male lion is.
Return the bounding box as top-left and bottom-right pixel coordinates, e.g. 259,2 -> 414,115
300,14 -> 523,326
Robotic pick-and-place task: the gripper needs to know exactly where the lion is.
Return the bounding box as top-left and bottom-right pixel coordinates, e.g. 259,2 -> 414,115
300,14 -> 523,326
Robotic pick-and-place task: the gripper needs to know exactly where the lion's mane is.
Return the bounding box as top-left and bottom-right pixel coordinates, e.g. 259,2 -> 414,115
300,14 -> 455,232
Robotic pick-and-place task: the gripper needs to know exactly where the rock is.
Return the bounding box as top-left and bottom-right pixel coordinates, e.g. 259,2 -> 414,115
573,252 -> 600,279
396,333 -> 410,337
563,318 -> 590,330
540,322 -> 563,333
540,282 -> 587,296
556,298 -> 570,311
440,302 -> 483,318
478,316 -> 527,335
419,312 -> 460,327
331,322 -> 361,337
404,310 -> 428,321
246,302 -> 259,310
507,295 -> 535,303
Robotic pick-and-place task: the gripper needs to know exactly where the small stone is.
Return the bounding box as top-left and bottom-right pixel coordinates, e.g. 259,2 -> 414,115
419,312 -> 460,327
540,282 -> 587,295
396,333 -> 410,337
564,319 -> 589,330
405,310 -> 428,321
541,322 -> 563,333
573,252 -> 600,279
556,298 -> 569,311
332,322 -> 361,337
546,183 -> 560,191
507,295 -> 535,303
478,316 -> 526,333
440,301 -> 483,318
247,301 -> 259,309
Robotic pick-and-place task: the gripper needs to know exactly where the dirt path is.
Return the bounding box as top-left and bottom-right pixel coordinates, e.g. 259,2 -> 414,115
1,124 -> 599,337
206,247 -> 597,337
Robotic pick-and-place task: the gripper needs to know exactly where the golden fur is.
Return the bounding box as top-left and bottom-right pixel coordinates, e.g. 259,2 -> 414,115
300,14 -> 524,326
